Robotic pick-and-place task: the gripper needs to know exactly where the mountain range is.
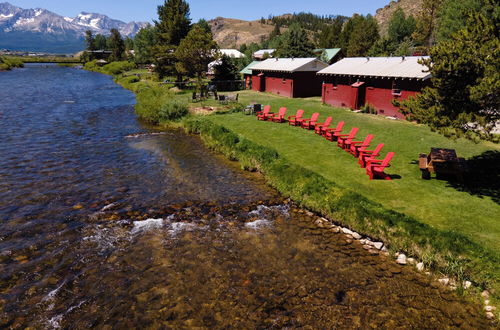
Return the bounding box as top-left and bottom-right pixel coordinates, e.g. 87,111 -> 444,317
0,2 -> 148,53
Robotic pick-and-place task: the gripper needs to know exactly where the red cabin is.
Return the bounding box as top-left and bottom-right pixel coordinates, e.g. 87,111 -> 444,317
250,58 -> 328,98
317,57 -> 432,119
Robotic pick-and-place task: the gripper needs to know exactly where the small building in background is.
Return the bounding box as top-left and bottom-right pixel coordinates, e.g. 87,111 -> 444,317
240,61 -> 259,89
219,49 -> 246,58
253,49 -> 275,60
250,58 -> 329,98
317,56 -> 431,119
313,48 -> 344,64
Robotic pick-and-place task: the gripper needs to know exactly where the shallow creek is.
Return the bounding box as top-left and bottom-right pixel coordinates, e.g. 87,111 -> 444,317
0,65 -> 489,328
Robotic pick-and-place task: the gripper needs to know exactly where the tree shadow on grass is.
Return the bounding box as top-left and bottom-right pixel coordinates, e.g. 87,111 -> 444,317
446,150 -> 500,204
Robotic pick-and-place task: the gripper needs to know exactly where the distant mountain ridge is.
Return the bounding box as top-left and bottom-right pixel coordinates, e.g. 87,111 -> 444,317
375,0 -> 423,36
0,2 -> 148,53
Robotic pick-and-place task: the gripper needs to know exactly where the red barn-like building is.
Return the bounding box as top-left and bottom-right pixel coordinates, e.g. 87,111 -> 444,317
317,57 -> 432,119
251,58 -> 328,98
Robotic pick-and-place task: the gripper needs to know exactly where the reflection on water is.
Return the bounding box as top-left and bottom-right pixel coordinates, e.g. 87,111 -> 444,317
0,65 -> 489,328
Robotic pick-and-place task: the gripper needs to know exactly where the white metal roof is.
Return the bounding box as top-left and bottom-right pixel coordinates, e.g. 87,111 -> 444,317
317,56 -> 432,80
220,49 -> 246,58
253,49 -> 275,56
251,58 -> 329,73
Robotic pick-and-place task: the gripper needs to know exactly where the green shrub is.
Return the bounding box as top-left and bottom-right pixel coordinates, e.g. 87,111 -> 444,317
0,56 -> 24,70
102,61 -> 136,75
134,85 -> 173,124
83,60 -> 101,72
360,103 -> 377,114
158,100 -> 189,122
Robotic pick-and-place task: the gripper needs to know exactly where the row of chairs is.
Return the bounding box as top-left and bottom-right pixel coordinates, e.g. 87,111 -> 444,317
256,106 -> 395,180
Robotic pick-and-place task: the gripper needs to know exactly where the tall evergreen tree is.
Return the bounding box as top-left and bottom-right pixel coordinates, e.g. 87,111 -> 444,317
84,30 -> 96,51
436,0 -> 482,43
213,54 -> 239,81
94,34 -> 108,50
153,0 -> 191,78
175,25 -> 218,80
134,25 -> 157,64
276,24 -> 314,58
155,0 -> 191,46
397,0 -> 499,141
413,0 -> 444,49
196,19 -> 212,36
388,8 -> 417,44
316,17 -> 344,48
347,15 -> 379,56
108,29 -> 125,61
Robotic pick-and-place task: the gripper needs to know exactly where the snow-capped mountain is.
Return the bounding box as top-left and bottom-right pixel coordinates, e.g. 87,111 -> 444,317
0,2 -> 148,53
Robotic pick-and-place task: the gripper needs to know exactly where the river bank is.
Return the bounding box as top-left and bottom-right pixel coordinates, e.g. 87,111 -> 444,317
91,64 -> 498,319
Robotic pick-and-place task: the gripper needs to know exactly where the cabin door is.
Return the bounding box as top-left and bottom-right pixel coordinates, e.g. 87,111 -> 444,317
351,81 -> 366,110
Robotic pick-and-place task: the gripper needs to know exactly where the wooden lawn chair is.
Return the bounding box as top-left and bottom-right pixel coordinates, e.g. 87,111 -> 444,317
314,116 -> 333,135
358,143 -> 384,168
288,109 -> 304,126
348,134 -> 374,157
324,121 -> 345,141
301,113 -> 320,130
271,107 -> 288,123
366,152 -> 395,180
337,127 -> 359,149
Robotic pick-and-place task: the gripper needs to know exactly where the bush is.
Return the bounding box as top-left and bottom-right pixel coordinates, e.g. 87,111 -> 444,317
83,60 -> 101,72
134,85 -> 173,124
0,56 -> 24,70
158,100 -> 189,121
360,103 -> 377,114
102,61 -> 136,75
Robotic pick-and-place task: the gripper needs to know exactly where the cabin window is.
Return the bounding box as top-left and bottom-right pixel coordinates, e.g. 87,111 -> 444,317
392,81 -> 402,96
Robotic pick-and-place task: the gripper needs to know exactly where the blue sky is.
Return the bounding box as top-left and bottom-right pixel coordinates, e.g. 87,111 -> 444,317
7,0 -> 390,23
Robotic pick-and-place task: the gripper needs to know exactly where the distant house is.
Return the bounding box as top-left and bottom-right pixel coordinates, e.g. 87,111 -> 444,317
219,49 -> 246,58
207,49 -> 246,76
240,61 -> 259,89
313,48 -> 344,64
317,56 -> 432,119
253,49 -> 275,60
251,58 -> 329,98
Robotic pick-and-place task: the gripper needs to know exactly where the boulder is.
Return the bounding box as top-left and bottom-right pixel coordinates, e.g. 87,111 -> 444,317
396,254 -> 407,265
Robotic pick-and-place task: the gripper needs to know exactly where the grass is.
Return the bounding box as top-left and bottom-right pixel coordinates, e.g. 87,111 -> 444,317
210,91 -> 500,255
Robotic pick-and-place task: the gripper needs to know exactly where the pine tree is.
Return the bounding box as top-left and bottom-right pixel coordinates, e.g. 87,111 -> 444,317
175,25 -> 218,80
213,54 -> 239,81
155,0 -> 191,46
153,0 -> 191,78
397,0 -> 499,141
436,0 -> 482,43
94,34 -> 108,50
413,0 -> 444,49
347,15 -> 379,56
85,30 -> 96,51
134,25 -> 157,64
388,8 -> 417,44
109,29 -> 125,61
276,24 -> 314,58
316,17 -> 344,48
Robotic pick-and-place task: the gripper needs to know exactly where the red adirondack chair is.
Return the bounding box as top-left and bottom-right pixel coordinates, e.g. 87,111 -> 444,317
348,134 -> 374,157
366,152 -> 395,180
271,107 -> 288,123
256,105 -> 270,116
337,127 -> 359,149
288,109 -> 304,126
301,113 -> 320,130
358,143 -> 384,168
324,121 -> 345,141
314,116 -> 333,135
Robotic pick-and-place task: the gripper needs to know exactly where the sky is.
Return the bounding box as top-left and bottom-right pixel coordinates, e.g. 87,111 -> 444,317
7,0 -> 390,23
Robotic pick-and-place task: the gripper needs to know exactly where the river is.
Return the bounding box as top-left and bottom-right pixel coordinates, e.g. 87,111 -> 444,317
0,64 -> 489,328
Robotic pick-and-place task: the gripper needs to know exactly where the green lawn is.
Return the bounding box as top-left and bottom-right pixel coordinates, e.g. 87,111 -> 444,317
207,91 -> 500,257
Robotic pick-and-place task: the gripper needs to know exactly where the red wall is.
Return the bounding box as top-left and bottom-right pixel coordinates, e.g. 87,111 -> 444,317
265,75 -> 294,97
251,75 -> 262,92
321,75 -> 429,119
251,71 -> 323,98
322,83 -> 356,108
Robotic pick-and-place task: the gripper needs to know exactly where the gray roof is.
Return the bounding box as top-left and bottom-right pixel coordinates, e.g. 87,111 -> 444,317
317,56 -> 432,80
251,58 -> 329,73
